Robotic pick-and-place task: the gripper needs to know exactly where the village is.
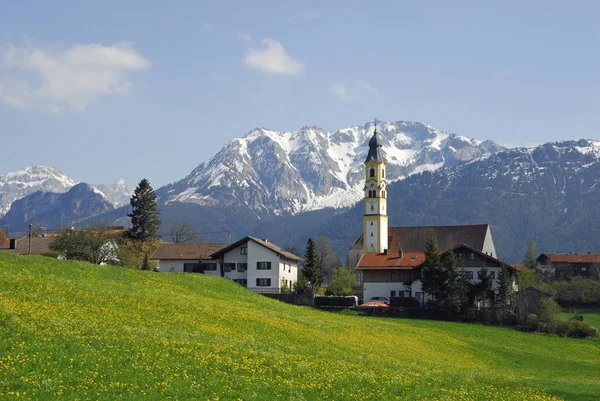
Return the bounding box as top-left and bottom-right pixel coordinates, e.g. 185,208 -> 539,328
2,127 -> 598,338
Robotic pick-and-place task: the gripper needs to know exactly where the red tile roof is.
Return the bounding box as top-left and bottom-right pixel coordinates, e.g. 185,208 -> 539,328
357,252 -> 425,270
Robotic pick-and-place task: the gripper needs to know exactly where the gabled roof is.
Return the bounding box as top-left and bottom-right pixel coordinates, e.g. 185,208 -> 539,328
11,236 -> 55,255
357,251 -> 425,270
357,243 -> 512,271
538,253 -> 600,264
351,224 -> 491,253
151,243 -> 231,260
209,236 -> 303,262
388,225 -> 490,253
441,243 -> 514,270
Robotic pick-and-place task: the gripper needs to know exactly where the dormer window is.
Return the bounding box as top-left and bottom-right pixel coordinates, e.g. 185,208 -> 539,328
370,168 -> 375,178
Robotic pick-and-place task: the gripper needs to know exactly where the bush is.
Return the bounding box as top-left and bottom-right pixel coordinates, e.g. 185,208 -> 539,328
552,278 -> 600,305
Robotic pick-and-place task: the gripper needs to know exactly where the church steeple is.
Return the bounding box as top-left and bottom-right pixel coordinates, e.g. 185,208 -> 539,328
363,120 -> 388,254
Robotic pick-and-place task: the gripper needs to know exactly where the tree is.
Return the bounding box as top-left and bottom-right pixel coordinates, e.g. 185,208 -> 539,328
314,235 -> 340,282
49,225 -> 119,265
443,250 -> 470,313
0,228 -> 8,246
523,240 -> 538,270
168,222 -> 200,243
420,232 -> 446,306
127,179 -> 161,242
473,268 -> 494,306
519,240 -> 538,290
327,267 -> 357,296
496,264 -> 515,312
302,238 -> 323,292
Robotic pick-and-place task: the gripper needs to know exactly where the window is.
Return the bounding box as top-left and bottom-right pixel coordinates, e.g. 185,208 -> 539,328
201,263 -> 217,271
237,263 -> 247,272
399,272 -> 405,282
463,271 -> 474,280
382,168 -> 385,176
390,290 -> 396,297
240,246 -> 247,255
370,222 -> 373,226
257,261 -> 271,270
370,233 -> 373,237
477,270 -> 495,279
223,263 -> 235,272
183,263 -> 200,273
256,278 -> 271,287
234,279 -> 247,287
370,168 -> 375,178
470,253 -> 475,260
582,267 -> 587,272
391,272 -> 398,282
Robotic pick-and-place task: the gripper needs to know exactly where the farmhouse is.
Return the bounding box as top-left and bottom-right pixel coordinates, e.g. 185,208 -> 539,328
152,236 -> 301,293
537,252 -> 600,279
350,126 -> 511,303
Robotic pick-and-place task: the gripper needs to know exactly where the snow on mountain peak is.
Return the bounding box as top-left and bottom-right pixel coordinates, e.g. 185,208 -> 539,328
159,120 -> 505,215
0,166 -> 78,217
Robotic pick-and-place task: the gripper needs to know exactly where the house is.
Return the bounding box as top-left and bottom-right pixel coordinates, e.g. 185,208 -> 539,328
151,236 -> 302,293
350,125 -> 513,303
151,242 -> 231,273
537,253 -> 600,279
0,227 -> 125,264
209,236 -> 301,292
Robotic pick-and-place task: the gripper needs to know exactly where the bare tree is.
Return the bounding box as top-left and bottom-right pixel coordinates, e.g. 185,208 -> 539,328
314,235 -> 341,282
168,222 -> 201,243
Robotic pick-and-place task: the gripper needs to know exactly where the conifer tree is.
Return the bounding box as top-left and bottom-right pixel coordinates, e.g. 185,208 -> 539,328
302,238 -> 323,292
420,232 -> 445,305
496,264 -> 515,312
127,179 -> 161,241
443,250 -> 467,312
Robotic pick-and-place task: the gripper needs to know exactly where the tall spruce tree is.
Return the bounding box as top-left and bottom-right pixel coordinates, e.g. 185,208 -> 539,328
127,179 -> 161,242
420,232 -> 445,305
496,264 -> 515,312
443,250 -> 467,313
302,238 -> 323,292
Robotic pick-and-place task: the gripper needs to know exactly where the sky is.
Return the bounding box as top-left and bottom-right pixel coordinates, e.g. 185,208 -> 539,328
1,1 -> 600,187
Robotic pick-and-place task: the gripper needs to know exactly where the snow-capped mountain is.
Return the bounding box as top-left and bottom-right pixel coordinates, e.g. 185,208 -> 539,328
96,178 -> 133,207
314,138 -> 600,262
158,121 -> 504,215
0,183 -> 115,231
0,166 -> 78,217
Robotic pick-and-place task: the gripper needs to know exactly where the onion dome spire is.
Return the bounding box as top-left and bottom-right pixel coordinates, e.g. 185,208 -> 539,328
365,119 -> 385,163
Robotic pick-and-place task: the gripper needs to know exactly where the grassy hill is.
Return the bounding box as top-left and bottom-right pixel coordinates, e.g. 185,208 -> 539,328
0,253 -> 599,400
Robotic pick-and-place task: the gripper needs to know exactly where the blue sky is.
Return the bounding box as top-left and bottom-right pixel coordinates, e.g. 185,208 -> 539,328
1,1 -> 599,187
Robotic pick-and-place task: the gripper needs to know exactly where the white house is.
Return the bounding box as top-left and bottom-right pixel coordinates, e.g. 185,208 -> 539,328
151,236 -> 301,293
210,236 -> 301,293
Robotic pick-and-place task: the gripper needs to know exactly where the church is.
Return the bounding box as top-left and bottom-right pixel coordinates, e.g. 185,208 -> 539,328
349,126 -> 510,303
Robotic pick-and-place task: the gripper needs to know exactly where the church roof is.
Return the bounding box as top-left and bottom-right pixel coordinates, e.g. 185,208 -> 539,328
387,224 -> 490,253
364,129 -> 385,163
351,224 -> 491,253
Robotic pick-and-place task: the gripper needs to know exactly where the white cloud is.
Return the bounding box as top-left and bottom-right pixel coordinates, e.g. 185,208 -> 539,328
329,82 -> 352,101
0,42 -> 150,113
329,79 -> 377,101
243,39 -> 304,75
237,32 -> 252,42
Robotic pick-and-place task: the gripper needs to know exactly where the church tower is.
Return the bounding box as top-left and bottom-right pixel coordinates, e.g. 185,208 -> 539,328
363,123 -> 388,253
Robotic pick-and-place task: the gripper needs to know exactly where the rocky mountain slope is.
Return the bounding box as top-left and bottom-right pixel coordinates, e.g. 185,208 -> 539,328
310,139 -> 600,262
96,179 -> 134,207
0,166 -> 78,217
0,183 -> 115,231
157,121 -> 503,215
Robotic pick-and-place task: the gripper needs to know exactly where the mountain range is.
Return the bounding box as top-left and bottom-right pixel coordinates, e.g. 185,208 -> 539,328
1,121 -> 599,263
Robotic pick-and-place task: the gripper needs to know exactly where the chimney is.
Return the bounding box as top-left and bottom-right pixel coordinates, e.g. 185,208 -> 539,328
9,239 -> 17,250
398,249 -> 404,259
41,233 -> 46,238
262,238 -> 268,243
383,248 -> 388,255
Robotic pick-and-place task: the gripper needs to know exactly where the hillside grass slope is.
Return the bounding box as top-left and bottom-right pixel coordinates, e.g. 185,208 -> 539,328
0,253 -> 599,400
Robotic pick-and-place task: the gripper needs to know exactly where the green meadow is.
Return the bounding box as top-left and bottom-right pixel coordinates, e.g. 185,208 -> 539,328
0,252 -> 598,400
